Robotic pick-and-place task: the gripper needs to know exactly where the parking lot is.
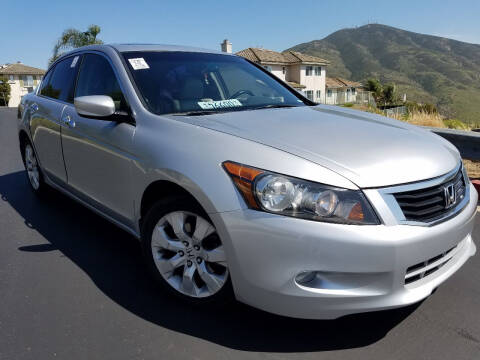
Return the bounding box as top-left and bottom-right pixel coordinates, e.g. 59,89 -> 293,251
1,107 -> 479,360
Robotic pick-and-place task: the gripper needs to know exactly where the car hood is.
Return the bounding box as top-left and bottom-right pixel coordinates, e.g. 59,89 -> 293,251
170,105 -> 460,188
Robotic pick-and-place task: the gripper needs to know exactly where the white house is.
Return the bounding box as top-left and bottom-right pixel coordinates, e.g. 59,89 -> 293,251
0,62 -> 45,107
234,46 -> 329,103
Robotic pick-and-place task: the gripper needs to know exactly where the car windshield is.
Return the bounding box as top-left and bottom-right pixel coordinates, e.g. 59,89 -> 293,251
122,51 -> 307,115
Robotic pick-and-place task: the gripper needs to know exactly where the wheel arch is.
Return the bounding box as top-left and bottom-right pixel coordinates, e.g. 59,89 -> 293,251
18,130 -> 31,162
139,179 -> 215,229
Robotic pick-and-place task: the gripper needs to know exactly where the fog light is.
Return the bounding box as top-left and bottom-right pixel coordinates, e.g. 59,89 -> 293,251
295,271 -> 316,285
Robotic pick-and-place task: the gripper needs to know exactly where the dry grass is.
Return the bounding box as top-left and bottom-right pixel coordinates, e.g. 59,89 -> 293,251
401,111 -> 446,128
386,110 -> 446,128
464,160 -> 480,179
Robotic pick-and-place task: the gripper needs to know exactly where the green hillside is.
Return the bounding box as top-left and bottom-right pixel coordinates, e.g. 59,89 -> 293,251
287,24 -> 480,126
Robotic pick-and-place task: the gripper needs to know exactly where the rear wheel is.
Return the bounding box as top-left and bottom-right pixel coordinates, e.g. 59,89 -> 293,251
141,197 -> 233,304
23,142 -> 46,196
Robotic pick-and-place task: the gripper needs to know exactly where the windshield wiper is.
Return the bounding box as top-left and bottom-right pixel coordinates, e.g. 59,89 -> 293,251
251,104 -> 300,110
172,110 -> 225,116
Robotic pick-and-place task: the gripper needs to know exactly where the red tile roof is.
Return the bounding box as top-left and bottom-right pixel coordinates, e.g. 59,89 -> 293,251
0,63 -> 45,75
326,77 -> 363,89
236,48 -> 329,65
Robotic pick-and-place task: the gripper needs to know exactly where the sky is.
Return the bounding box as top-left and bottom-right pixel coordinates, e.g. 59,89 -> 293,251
1,0 -> 480,69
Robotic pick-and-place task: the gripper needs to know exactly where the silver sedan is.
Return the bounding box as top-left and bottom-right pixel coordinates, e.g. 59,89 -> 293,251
17,44 -> 477,319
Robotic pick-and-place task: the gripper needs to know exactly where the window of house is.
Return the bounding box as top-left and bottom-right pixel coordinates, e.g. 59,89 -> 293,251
22,75 -> 34,87
41,56 -> 81,102
352,88 -> 356,95
306,66 -> 313,76
9,75 -> 14,82
76,54 -> 128,112
316,90 -> 321,101
305,90 -> 314,101
315,66 -> 322,76
282,67 -> 286,75
263,65 -> 272,72
327,89 -> 332,97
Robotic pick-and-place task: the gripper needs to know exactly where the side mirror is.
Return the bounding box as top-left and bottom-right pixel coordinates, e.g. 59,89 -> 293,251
74,95 -> 115,118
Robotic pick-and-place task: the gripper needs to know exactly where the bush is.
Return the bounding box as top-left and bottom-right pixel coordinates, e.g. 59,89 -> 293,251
0,76 -> 11,106
342,102 -> 354,107
443,119 -> 470,130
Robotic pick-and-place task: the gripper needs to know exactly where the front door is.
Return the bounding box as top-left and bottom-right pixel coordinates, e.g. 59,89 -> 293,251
61,53 -> 136,225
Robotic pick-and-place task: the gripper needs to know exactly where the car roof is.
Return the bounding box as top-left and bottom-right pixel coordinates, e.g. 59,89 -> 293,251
57,43 -> 230,56
110,43 -> 229,55
53,44 -> 234,66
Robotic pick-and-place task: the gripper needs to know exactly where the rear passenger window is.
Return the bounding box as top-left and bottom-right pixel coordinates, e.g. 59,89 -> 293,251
75,54 -> 128,111
39,70 -> 53,96
41,56 -> 81,102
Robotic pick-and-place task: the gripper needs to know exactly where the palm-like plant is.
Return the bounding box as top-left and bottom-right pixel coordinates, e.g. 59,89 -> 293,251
49,25 -> 103,65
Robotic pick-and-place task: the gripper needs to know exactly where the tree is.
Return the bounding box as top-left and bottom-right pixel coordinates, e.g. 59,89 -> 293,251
0,76 -> 11,106
49,25 -> 103,65
365,78 -> 398,106
365,78 -> 383,103
382,84 -> 397,105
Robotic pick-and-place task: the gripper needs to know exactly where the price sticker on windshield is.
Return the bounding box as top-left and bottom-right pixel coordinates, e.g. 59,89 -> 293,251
128,58 -> 150,70
198,99 -> 242,110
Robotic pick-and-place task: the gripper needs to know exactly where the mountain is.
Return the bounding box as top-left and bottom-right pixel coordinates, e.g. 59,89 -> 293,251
287,24 -> 480,126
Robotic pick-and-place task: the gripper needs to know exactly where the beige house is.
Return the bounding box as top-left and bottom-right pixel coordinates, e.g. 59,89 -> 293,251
0,62 -> 45,107
235,47 -> 329,103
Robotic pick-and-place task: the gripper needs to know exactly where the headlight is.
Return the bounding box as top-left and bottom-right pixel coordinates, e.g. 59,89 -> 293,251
223,161 -> 380,225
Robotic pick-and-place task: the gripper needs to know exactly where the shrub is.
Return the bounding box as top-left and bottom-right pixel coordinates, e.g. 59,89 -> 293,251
0,76 -> 11,106
443,119 -> 470,130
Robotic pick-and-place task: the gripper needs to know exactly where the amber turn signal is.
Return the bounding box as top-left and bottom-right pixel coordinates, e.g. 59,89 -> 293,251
222,161 -> 264,208
347,202 -> 365,221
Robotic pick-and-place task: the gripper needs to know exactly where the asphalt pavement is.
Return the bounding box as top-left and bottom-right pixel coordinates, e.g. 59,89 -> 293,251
1,107 -> 479,360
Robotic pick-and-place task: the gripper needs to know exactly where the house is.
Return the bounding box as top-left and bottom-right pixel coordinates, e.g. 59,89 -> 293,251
325,77 -> 369,105
0,62 -> 45,107
234,45 -> 329,103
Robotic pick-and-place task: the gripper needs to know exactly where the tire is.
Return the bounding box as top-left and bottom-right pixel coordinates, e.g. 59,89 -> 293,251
141,197 -> 233,305
22,141 -> 47,197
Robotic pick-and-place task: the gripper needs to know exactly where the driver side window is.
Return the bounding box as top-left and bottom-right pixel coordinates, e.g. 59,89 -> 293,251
75,54 -> 128,112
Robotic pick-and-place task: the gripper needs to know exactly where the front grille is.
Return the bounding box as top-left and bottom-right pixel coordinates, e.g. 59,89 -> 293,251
393,169 -> 466,223
405,245 -> 457,285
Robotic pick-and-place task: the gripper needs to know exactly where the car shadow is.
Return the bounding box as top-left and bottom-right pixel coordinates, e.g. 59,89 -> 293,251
0,170 -> 420,352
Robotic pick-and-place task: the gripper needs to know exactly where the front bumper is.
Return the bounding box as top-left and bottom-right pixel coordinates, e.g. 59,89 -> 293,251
211,183 -> 478,319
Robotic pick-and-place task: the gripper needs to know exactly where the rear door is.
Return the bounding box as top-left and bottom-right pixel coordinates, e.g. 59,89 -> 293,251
60,52 -> 136,225
29,55 -> 81,184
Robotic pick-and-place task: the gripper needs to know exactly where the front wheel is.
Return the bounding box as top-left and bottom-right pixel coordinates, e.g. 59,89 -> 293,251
141,198 -> 233,304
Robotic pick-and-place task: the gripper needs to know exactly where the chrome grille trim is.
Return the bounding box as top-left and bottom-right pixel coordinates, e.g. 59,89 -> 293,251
394,169 -> 465,222
373,163 -> 470,227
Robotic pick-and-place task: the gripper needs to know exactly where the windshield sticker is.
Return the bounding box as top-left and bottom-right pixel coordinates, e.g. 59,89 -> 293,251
70,56 -> 79,68
128,58 -> 150,70
197,99 -> 242,110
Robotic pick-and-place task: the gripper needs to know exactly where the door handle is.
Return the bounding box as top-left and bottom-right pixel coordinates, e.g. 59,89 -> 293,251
62,115 -> 75,128
30,103 -> 39,113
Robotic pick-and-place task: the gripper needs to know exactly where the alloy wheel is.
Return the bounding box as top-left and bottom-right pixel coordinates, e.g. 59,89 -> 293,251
151,211 -> 228,298
24,144 -> 40,190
